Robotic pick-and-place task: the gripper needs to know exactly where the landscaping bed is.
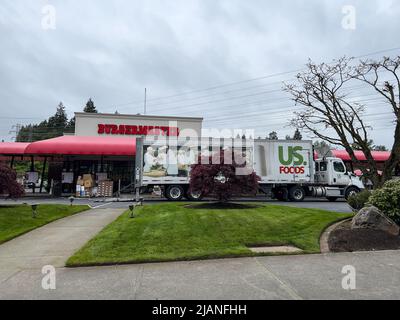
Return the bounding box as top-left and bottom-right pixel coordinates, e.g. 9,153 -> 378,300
328,220 -> 400,252
67,202 -> 350,267
0,204 -> 90,245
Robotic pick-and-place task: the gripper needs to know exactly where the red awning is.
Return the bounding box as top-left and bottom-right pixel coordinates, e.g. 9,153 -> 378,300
331,149 -> 391,162
25,136 -> 136,156
0,142 -> 29,155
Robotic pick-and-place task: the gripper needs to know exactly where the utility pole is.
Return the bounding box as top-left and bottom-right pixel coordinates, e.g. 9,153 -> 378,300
144,88 -> 147,115
9,123 -> 22,141
28,126 -> 33,142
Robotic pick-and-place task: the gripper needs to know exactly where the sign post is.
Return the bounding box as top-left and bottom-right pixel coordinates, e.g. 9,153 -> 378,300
134,136 -> 144,204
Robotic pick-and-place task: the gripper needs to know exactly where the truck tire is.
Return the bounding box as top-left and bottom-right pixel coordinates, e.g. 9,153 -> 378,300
165,185 -> 184,201
344,186 -> 360,200
185,189 -> 203,201
288,186 -> 305,202
326,197 -> 338,202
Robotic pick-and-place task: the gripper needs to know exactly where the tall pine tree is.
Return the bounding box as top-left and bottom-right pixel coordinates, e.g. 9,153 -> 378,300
83,98 -> 98,113
293,129 -> 302,140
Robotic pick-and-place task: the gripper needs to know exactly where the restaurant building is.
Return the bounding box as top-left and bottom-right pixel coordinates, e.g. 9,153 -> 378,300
0,112 -> 203,196
0,112 -> 394,197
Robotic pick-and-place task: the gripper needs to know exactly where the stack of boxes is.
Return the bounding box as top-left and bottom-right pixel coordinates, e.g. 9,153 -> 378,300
75,173 -> 113,197
98,180 -> 114,197
76,174 -> 95,197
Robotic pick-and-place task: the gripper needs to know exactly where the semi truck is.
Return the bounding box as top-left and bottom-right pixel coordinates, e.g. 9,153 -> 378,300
139,137 -> 365,202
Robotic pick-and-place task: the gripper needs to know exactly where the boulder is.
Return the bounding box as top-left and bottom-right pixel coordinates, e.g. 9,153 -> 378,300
352,206 -> 400,236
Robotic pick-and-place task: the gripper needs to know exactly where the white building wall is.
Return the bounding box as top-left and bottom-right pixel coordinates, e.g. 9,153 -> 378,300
74,113 -> 203,138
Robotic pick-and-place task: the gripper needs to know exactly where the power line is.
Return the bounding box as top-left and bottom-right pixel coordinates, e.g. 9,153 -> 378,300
102,46 -> 400,112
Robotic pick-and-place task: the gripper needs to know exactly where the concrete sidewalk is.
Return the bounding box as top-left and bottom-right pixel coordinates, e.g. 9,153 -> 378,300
0,208 -> 124,284
1,250 -> 400,300
1,206 -> 399,300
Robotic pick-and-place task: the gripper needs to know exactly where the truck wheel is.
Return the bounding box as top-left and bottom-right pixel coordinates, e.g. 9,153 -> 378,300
165,185 -> 184,201
326,197 -> 338,202
288,186 -> 305,202
344,186 -> 360,200
185,189 -> 203,201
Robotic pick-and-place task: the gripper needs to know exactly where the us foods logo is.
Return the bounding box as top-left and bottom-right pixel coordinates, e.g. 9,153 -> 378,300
278,146 -> 307,174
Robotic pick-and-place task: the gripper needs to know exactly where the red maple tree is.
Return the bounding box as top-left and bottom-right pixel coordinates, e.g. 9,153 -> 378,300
189,150 -> 260,203
0,163 -> 24,198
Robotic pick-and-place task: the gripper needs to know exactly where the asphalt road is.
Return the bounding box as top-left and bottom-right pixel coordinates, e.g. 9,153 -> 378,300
0,196 -> 352,212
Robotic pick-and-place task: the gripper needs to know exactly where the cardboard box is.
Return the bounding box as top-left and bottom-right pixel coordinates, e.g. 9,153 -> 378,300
82,174 -> 94,188
84,180 -> 93,188
83,174 -> 94,182
98,180 -> 114,197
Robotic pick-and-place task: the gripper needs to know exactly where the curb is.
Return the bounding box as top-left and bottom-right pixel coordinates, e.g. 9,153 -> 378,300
320,218 -> 352,253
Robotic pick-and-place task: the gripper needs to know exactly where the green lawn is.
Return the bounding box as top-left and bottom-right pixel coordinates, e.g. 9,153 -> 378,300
67,203 -> 351,267
0,204 -> 90,245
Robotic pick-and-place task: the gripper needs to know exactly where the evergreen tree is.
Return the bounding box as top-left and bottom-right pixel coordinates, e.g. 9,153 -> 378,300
16,102 -> 69,142
267,131 -> 278,140
65,117 -> 76,134
293,129 -> 302,140
372,145 -> 388,151
352,139 -> 374,150
83,98 -> 98,113
48,102 -> 68,128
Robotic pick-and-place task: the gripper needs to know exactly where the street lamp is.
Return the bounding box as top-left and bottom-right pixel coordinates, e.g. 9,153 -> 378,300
69,196 -> 75,206
129,204 -> 135,219
31,204 -> 38,218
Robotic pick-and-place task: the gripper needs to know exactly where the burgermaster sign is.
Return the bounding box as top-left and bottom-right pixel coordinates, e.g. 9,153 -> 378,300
97,124 -> 180,136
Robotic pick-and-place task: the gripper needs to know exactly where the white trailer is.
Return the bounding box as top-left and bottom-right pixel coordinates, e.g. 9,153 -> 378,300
139,137 -> 364,202
253,139 -> 364,201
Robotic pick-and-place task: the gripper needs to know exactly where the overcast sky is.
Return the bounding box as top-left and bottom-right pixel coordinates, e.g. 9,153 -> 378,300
0,0 -> 399,146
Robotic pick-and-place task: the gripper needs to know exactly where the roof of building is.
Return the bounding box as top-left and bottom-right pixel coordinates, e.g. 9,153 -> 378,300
0,138 -> 392,160
331,149 -> 391,162
23,136 -> 136,156
0,142 -> 30,155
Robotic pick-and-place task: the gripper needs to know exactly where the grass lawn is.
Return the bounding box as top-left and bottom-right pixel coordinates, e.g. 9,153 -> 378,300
0,204 -> 90,245
67,203 -> 351,267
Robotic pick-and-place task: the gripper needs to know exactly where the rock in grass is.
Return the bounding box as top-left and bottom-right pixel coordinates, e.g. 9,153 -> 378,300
351,206 -> 399,236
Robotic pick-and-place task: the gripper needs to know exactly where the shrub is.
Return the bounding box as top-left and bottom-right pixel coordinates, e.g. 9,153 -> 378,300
347,189 -> 372,211
190,150 -> 260,203
0,163 -> 24,198
368,179 -> 400,225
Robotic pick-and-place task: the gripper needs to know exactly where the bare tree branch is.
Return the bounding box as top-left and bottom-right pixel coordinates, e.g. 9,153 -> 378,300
284,55 -> 400,186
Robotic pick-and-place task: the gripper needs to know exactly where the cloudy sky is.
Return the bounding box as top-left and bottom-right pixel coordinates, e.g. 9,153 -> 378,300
0,0 -> 399,146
